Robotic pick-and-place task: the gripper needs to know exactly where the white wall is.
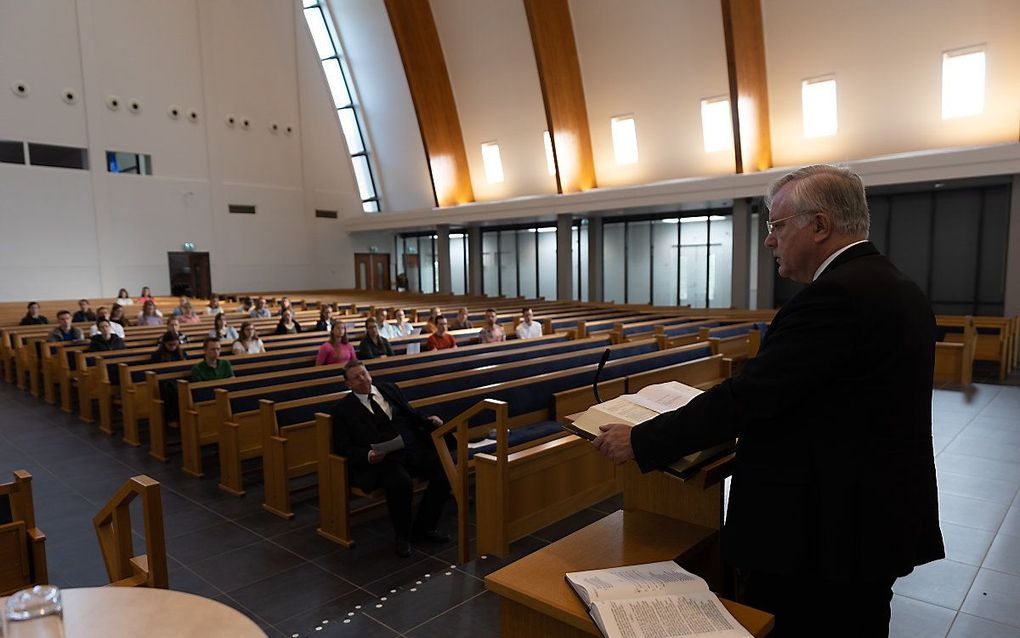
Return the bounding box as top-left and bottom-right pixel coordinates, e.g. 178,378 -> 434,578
764,0 -> 1020,168
431,0 -> 557,202
0,0 -> 363,301
327,0 -> 435,213
570,0 -> 734,188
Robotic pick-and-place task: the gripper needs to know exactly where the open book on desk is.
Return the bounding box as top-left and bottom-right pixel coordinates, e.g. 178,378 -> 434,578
566,560 -> 752,638
561,381 -> 733,480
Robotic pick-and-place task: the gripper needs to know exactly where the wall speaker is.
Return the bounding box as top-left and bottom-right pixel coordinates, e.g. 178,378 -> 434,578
241,118 -> 251,130
128,99 -> 141,114
225,114 -> 236,127
285,125 -> 294,135
168,105 -> 181,120
269,122 -> 279,134
62,89 -> 78,104
11,82 -> 30,97
106,95 -> 121,111
187,109 -> 199,123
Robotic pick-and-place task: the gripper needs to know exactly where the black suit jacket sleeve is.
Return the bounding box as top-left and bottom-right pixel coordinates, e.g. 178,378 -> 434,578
632,278 -> 856,471
330,395 -> 372,469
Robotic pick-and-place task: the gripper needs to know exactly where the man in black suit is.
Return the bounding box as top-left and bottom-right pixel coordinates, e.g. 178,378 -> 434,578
594,164 -> 943,637
330,359 -> 451,557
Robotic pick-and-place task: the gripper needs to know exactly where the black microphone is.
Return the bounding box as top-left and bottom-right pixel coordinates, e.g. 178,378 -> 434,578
593,348 -> 611,403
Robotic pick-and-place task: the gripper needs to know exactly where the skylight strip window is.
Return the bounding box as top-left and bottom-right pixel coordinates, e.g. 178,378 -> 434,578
303,3 -> 380,211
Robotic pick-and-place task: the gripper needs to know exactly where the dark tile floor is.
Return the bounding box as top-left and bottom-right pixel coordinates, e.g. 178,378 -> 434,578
2,377 -> 1019,637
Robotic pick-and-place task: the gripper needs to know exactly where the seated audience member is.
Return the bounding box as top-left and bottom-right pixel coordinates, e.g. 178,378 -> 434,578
136,300 -> 163,326
172,296 -> 190,317
374,308 -> 396,340
136,286 -> 153,304
19,302 -> 48,325
209,313 -> 238,341
278,297 -> 293,316
250,297 -> 271,318
189,338 -> 234,382
424,306 -> 442,333
232,322 -> 266,355
87,319 -> 125,352
48,310 -> 84,342
448,307 -> 473,331
316,322 -> 356,366
205,297 -> 223,315
89,307 -> 125,338
177,302 -> 201,324
116,288 -> 134,306
151,333 -> 187,363
159,317 -> 190,345
329,359 -> 451,557
515,307 -> 542,340
109,304 -> 129,328
314,305 -> 334,332
73,299 -> 96,323
477,308 -> 506,343
357,318 -> 394,360
274,309 -> 303,335
425,316 -> 456,351
236,296 -> 253,314
390,309 -> 414,338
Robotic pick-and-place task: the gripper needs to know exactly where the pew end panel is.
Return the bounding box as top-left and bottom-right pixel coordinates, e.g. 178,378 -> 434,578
92,475 -> 168,589
0,470 -> 48,596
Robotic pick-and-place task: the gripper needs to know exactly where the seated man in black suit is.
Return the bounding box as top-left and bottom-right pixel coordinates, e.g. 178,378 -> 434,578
330,359 -> 451,557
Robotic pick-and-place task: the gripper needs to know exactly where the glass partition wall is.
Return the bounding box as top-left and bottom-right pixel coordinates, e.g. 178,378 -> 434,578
602,212 -> 733,308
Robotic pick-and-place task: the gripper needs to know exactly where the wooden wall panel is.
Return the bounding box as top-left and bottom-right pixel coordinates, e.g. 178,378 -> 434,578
384,0 -> 474,207
522,0 -> 596,194
721,0 -> 772,173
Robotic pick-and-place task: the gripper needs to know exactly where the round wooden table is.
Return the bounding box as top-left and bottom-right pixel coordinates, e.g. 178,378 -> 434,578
4,588 -> 266,638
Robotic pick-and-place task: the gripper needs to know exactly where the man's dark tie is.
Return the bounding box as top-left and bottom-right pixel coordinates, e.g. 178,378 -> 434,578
369,394 -> 389,421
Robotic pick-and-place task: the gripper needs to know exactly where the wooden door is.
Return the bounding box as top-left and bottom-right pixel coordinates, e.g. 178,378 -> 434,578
168,252 -> 212,298
354,253 -> 391,290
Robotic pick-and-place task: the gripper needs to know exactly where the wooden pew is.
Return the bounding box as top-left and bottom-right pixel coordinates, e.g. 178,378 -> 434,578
0,470 -> 48,596
934,316 -> 976,385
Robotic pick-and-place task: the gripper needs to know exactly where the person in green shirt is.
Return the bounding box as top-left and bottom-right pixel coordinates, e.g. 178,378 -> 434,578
189,338 -> 235,382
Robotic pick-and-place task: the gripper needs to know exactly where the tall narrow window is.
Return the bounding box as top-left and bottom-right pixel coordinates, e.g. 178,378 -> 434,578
303,3 -> 380,211
700,97 -> 733,153
481,142 -> 504,184
801,76 -> 838,138
942,47 -> 985,119
610,115 -> 639,165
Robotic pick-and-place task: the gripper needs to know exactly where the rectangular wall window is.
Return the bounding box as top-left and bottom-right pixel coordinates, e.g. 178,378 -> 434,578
942,47 -> 985,119
802,76 -> 838,138
680,217 -> 709,308
27,143 -> 88,170
106,151 -> 153,175
708,216 -> 732,308
419,235 -> 436,294
0,140 -> 25,164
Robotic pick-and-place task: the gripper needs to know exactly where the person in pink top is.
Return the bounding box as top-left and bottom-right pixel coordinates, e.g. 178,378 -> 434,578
177,302 -> 202,324
316,322 -> 356,366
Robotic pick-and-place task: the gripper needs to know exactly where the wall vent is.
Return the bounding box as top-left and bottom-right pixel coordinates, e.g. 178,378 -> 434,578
228,204 -> 256,214
315,209 -> 338,219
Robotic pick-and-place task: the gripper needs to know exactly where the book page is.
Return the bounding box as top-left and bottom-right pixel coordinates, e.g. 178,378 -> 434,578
566,561 -> 707,605
630,381 -> 703,413
571,396 -> 659,434
591,593 -> 752,638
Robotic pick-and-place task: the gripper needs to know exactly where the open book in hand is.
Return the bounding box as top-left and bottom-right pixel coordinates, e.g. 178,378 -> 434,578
566,561 -> 752,638
562,381 -> 733,479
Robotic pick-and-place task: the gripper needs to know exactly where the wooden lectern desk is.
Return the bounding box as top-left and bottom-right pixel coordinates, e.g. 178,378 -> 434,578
485,453 -> 774,637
